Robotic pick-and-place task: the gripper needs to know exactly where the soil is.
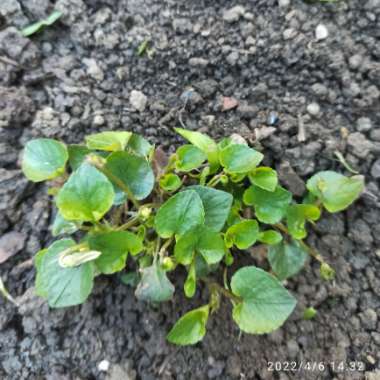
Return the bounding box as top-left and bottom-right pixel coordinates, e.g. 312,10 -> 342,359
0,0 -> 379,379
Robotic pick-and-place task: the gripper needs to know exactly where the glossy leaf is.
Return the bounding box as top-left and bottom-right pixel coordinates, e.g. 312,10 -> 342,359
126,133 -> 153,157
159,173 -> 182,192
56,163 -> 114,222
248,167 -> 278,192
21,10 -> 62,37
89,231 -> 143,274
105,151 -> 154,200
155,190 -> 205,238
135,263 -> 175,303
219,144 -> 263,174
38,239 -> 95,308
243,185 -> 292,224
167,305 -> 209,345
175,225 -> 225,265
306,171 -> 364,213
187,186 -> 233,232
286,204 -> 321,240
22,138 -> 68,182
175,128 -> 219,170
175,145 -> 207,172
258,230 -> 283,245
268,241 -> 308,280
231,266 -> 296,334
225,220 -> 259,249
67,145 -> 92,171
85,131 -> 132,152
51,212 -> 79,237
184,261 -> 196,298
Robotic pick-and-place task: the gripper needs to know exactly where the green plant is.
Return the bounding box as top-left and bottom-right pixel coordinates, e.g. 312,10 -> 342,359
21,10 -> 62,37
21,129 -> 364,345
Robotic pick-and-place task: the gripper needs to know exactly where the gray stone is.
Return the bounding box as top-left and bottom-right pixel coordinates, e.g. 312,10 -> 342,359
226,51 -> 239,65
0,0 -> 28,26
223,6 -> 245,23
277,161 -> 306,196
194,80 -> 218,97
172,18 -> 192,34
359,309 -> 378,330
278,0 -> 291,7
370,158 -> 380,179
20,0 -> 50,18
306,102 -> 320,116
189,57 -> 209,67
356,117 -> 372,132
347,132 -> 373,159
349,54 -> 363,70
129,90 -> 147,112
83,58 -> 104,81
0,231 -> 27,264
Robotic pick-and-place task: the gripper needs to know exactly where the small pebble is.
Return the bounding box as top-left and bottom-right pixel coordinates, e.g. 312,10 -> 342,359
222,96 -> 239,111
223,6 -> 245,23
315,24 -> 328,41
93,114 -> 105,126
356,117 -> 372,132
307,102 -> 320,116
129,90 -> 147,112
98,360 -> 110,372
267,111 -> 279,126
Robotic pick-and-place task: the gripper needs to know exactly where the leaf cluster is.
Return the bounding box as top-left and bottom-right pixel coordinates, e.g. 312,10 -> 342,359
22,129 -> 364,345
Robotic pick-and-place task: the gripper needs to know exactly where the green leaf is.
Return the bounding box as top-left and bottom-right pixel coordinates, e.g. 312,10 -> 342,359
243,185 -> 292,224
67,145 -> 92,171
22,138 -> 68,182
126,133 -> 153,157
105,151 -> 154,200
219,144 -> 263,174
225,220 -> 259,249
159,173 -> 182,192
21,10 -> 62,37
175,145 -> 207,172
268,240 -> 308,280
286,204 -> 321,240
155,190 -> 205,238
320,262 -> 335,281
258,230 -> 283,245
51,212 -> 79,237
303,307 -> 317,320
85,131 -> 132,152
231,266 -> 296,334
175,225 -> 225,265
167,305 -> 209,345
56,163 -> 114,222
35,249 -> 48,297
135,263 -> 175,303
184,261 -> 196,298
120,272 -> 140,287
187,186 -> 233,232
89,231 -> 142,274
38,239 -> 94,307
306,171 -> 364,213
174,128 -> 219,171
248,167 -> 278,192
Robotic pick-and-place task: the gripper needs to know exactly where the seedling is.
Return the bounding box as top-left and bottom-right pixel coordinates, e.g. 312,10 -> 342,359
21,10 -> 62,37
21,129 -> 364,345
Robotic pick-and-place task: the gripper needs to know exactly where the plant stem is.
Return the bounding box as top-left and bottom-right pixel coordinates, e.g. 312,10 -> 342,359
207,173 -> 223,187
202,278 -> 242,303
88,157 -> 140,209
274,222 -> 325,264
116,216 -> 139,231
159,236 -> 174,257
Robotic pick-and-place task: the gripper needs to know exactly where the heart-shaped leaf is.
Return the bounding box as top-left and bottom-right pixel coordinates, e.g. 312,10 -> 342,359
135,262 -> 175,303
105,151 -> 154,200
306,171 -> 364,213
56,163 -> 114,222
268,240 -> 308,280
219,144 -> 263,174
175,128 -> 219,171
67,145 -> 92,171
225,219 -> 259,249
175,225 -> 225,265
243,185 -> 292,224
231,266 -> 296,334
187,186 -> 233,232
159,173 -> 182,192
38,239 -> 95,308
286,204 -> 321,240
258,230 -> 283,245
175,145 -> 207,172
22,138 -> 68,182
126,133 -> 153,157
89,231 -> 143,274
85,131 -> 132,151
248,167 -> 278,192
167,305 -> 209,345
155,190 -> 205,238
